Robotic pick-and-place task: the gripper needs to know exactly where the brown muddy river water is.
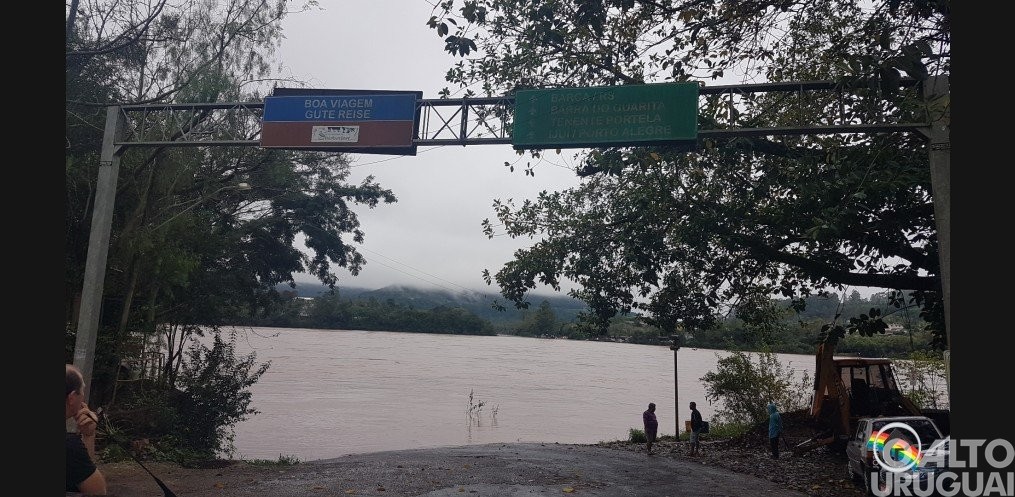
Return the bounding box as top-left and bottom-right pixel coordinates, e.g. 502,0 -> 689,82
216,326 -> 837,461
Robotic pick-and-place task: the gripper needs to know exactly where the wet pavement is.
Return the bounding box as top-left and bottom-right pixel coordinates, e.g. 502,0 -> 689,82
102,442 -> 811,497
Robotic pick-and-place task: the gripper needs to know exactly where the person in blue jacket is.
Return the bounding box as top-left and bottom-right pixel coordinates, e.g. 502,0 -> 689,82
768,402 -> 783,459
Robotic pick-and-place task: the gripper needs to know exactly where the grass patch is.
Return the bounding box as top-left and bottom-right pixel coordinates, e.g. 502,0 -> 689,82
626,430 -> 683,444
652,420 -> 752,442
707,420 -> 752,438
609,423 -> 749,445
677,421 -> 753,441
245,453 -> 301,466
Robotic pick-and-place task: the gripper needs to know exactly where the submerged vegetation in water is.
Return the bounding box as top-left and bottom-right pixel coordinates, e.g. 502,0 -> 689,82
467,389 -> 499,424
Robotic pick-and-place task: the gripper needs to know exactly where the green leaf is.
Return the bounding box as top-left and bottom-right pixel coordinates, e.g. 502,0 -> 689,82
879,29 -> 893,50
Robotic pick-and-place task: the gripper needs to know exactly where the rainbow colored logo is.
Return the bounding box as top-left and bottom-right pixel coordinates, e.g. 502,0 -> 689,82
867,431 -> 923,468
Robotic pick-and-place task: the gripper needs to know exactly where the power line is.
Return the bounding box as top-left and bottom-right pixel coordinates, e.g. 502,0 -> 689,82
349,146 -> 441,168
359,246 -> 481,295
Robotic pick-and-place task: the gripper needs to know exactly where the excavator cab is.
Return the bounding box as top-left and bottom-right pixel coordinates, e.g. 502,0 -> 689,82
837,358 -> 919,419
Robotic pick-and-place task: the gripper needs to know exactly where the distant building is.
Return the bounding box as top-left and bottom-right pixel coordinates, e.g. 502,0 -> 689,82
295,296 -> 314,317
886,323 -> 906,335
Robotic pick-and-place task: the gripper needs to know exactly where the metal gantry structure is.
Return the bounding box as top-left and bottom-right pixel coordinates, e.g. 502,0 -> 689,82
109,80 -> 930,148
73,77 -> 950,405
109,96 -> 519,148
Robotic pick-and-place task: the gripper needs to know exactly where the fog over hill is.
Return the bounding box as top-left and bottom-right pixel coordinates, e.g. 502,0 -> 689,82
276,281 -> 589,325
277,279 -> 901,327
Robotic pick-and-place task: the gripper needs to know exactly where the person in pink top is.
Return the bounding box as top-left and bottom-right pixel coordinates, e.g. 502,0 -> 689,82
642,402 -> 658,454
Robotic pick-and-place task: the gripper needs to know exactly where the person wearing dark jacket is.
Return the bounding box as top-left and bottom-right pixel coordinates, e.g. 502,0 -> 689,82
689,402 -> 703,456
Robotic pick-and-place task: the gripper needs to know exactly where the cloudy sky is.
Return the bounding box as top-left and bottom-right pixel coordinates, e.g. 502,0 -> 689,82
272,1 -> 885,301
275,1 -> 586,296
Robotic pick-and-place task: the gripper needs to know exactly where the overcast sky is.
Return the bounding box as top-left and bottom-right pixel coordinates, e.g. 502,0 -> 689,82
273,2 -> 884,300
275,1 -> 585,296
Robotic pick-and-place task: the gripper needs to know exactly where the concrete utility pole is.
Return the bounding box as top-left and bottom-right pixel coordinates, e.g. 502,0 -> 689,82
922,75 -> 950,396
73,106 -> 124,402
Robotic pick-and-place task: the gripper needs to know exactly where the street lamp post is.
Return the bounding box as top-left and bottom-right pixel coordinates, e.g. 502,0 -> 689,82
670,334 -> 681,437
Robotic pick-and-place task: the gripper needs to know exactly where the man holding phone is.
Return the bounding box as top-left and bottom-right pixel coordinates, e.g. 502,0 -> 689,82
66,363 -> 107,495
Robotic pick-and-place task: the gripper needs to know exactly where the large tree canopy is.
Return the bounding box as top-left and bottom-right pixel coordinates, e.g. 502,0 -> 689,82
428,0 -> 948,90
428,0 -> 950,347
65,0 -> 399,396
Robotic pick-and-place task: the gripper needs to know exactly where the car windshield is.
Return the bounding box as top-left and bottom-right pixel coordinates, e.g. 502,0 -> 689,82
872,419 -> 942,447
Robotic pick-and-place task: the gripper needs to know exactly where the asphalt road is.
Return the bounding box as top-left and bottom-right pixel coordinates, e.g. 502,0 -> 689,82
101,442 -> 811,497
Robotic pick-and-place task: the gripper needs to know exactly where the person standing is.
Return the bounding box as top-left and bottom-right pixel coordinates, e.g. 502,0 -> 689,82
642,403 -> 658,454
689,401 -> 703,456
67,364 -> 107,495
768,402 -> 783,459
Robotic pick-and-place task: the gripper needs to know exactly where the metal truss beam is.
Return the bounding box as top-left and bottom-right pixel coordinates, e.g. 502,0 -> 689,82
111,78 -> 929,149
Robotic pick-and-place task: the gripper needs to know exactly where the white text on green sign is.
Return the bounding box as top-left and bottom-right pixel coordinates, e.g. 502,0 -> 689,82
512,83 -> 699,149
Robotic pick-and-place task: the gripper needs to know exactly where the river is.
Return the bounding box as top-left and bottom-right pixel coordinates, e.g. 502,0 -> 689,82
218,326 -> 821,461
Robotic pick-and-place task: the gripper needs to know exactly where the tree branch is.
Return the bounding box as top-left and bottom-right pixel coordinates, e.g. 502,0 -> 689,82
738,235 -> 939,291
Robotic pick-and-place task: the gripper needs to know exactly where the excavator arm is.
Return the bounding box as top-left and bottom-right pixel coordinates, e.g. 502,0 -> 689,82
793,333 -> 849,456
810,335 -> 852,438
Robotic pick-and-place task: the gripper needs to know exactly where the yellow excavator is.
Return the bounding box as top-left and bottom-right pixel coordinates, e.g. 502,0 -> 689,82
791,332 -> 938,456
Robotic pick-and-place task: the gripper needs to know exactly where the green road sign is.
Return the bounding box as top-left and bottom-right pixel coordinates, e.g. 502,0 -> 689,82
512,82 -> 699,149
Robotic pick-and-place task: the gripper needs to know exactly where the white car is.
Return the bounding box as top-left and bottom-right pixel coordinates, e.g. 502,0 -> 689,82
845,415 -> 948,495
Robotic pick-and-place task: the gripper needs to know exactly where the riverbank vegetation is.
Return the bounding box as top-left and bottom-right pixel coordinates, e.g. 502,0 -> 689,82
243,292 -> 497,335
236,284 -> 939,360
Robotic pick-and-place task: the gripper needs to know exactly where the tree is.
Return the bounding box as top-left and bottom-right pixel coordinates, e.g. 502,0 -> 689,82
65,0 -> 402,457
700,350 -> 811,425
429,0 -> 949,347
66,0 -> 291,339
517,300 -> 559,335
65,0 -> 398,370
428,1 -> 947,93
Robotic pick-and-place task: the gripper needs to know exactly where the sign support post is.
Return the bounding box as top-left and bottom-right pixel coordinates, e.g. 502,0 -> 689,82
74,106 -> 124,402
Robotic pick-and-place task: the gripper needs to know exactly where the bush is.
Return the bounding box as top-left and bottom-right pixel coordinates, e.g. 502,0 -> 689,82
174,329 -> 270,461
95,328 -> 271,465
628,428 -> 647,443
705,420 -> 752,439
895,350 -> 948,409
700,350 -> 811,425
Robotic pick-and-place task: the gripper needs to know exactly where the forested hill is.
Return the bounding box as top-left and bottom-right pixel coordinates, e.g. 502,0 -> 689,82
276,282 -> 588,325
276,282 -> 920,328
